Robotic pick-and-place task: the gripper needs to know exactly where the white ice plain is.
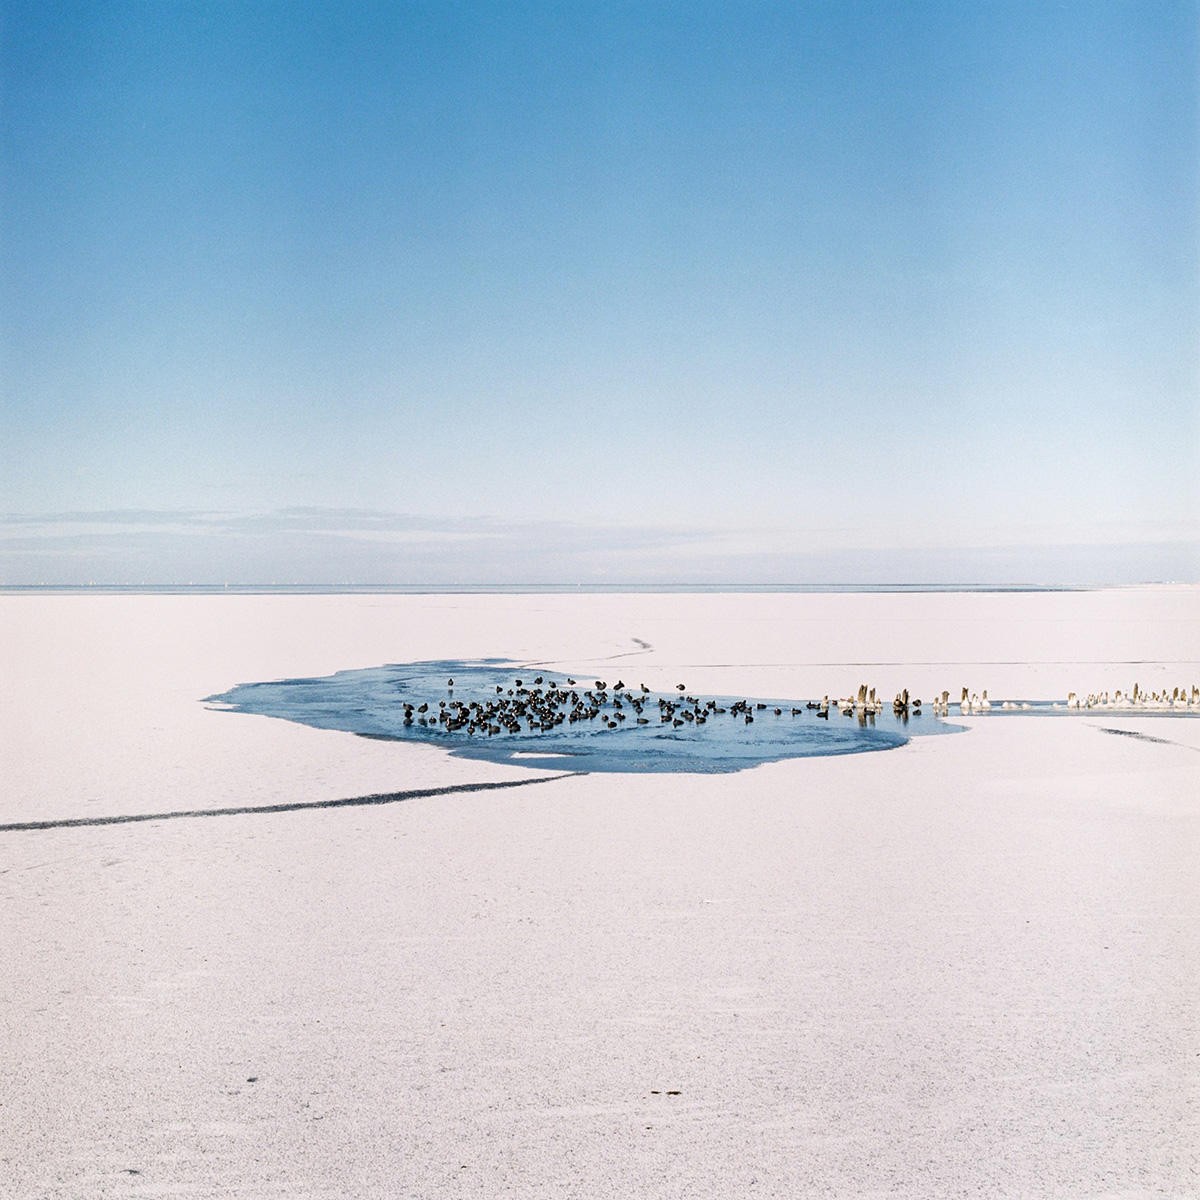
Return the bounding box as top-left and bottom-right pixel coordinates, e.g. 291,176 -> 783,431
1,587 -> 1198,1198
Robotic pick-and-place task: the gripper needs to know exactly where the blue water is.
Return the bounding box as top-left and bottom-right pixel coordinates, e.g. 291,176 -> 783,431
207,659 -> 960,774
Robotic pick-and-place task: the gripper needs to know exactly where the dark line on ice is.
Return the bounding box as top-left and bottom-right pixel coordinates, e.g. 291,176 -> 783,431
0,773 -> 580,834
1093,726 -> 1199,750
521,638 -> 655,669
675,660 -> 1199,668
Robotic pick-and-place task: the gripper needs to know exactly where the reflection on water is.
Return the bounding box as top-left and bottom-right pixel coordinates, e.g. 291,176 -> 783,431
208,659 -> 959,774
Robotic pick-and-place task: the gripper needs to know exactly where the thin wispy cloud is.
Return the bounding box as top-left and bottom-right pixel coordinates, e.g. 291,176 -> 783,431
2,508 -> 1195,586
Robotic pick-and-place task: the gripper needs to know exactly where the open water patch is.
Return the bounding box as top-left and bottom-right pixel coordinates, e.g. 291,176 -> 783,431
207,659 -> 959,774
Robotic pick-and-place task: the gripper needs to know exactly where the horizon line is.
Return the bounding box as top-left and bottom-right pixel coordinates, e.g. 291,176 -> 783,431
4,582 -> 1196,595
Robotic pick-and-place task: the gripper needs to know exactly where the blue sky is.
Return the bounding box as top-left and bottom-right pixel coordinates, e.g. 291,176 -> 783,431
2,1 -> 1196,583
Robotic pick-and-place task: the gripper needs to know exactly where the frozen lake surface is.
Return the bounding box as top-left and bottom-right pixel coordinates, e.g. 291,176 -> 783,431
3,587 -> 1197,1199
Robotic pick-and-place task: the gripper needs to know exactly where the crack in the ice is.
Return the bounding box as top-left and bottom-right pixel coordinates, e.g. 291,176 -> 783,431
0,773 -> 580,834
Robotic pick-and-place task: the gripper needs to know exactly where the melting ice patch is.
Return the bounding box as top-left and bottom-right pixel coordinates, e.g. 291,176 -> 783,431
207,659 -> 960,774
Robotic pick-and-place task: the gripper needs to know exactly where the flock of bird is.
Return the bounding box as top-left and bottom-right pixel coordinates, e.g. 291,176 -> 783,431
398,677 -> 941,739
1060,684 -> 1199,711
400,676 -> 790,738
394,675 -> 1200,739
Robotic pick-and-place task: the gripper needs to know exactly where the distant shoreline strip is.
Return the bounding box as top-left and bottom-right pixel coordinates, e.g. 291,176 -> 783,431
0,773 -> 579,833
